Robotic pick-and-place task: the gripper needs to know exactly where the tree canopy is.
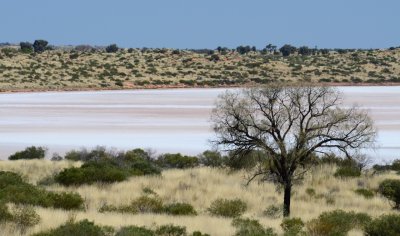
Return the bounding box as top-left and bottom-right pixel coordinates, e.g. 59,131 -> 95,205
211,85 -> 376,216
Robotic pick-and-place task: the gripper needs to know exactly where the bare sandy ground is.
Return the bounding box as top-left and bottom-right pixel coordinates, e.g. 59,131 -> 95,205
0,87 -> 399,162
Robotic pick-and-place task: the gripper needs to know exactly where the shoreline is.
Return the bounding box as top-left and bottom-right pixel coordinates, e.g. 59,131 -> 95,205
1,82 -> 400,94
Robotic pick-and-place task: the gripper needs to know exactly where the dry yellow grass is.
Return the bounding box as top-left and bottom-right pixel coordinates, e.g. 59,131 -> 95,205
0,160 -> 399,235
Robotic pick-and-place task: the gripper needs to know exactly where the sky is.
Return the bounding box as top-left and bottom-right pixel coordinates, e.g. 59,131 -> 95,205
1,0 -> 399,49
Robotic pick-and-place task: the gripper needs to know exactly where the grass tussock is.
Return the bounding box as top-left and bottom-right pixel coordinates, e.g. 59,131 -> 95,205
0,160 -> 399,235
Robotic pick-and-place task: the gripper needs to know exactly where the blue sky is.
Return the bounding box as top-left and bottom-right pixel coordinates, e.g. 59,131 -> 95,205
1,0 -> 399,49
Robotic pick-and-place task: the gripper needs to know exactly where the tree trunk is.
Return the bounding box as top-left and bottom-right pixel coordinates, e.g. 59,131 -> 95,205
283,183 -> 292,217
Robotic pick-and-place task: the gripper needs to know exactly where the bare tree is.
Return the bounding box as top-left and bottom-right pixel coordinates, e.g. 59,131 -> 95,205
211,85 -> 376,216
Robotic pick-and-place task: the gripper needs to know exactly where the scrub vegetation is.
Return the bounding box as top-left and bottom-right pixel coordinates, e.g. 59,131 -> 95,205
0,42 -> 400,92
0,147 -> 400,236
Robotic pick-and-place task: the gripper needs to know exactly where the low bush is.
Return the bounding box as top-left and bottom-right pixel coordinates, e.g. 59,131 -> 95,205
378,179 -> 400,209
116,226 -> 155,236
100,196 -> 196,216
55,162 -> 128,186
232,218 -> 277,236
334,166 -> 361,178
0,171 -> 84,210
355,188 -> 374,199
130,196 -> 164,214
364,214 -> 400,236
51,192 -> 85,210
263,205 -> 282,219
0,203 -> 13,222
208,198 -> 247,218
155,224 -> 187,236
33,219 -> 109,236
306,210 -> 371,236
156,153 -> 199,169
57,148 -> 160,186
163,202 -> 197,216
100,195 -> 163,214
281,218 -> 305,236
11,205 -> 41,234
8,146 -> 47,160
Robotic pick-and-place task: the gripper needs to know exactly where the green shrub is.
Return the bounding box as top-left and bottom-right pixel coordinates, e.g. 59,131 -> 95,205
306,210 -> 371,236
391,160 -> 400,171
198,150 -> 225,167
232,218 -> 277,236
208,198 -> 247,218
364,214 -> 400,236
106,44 -> 119,53
334,166 -> 361,178
155,224 -> 186,236
11,205 -> 41,234
156,153 -> 199,169
191,231 -> 210,236
116,226 -> 155,236
8,146 -> 47,160
263,205 -> 282,219
378,179 -> 400,209
163,202 -> 197,216
101,196 -> 163,214
0,171 -> 84,210
57,148 -> 160,186
32,219 -> 108,236
0,203 -> 13,222
130,196 -> 164,213
281,218 -> 305,236
355,188 -> 374,199
305,188 -> 316,198
55,162 -> 128,186
51,192 -> 85,210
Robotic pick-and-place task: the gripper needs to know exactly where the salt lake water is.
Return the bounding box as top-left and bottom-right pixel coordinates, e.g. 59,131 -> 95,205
0,87 -> 399,163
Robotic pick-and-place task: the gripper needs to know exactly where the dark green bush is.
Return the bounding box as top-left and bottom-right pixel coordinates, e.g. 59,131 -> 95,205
8,146 -> 47,160
156,153 -> 199,169
232,218 -> 277,236
116,226 -> 155,236
0,203 -> 12,222
58,148 -> 160,186
50,192 -> 85,210
155,224 -> 186,236
32,219 -> 108,236
20,42 -> 33,53
163,202 -> 197,216
364,214 -> 400,236
334,166 -> 361,178
373,159 -> 400,172
391,160 -> 400,171
354,188 -> 374,199
198,150 -> 225,167
191,231 -> 210,236
208,198 -> 247,218
55,162 -> 128,186
106,44 -> 119,53
281,218 -> 305,236
378,179 -> 400,209
33,39 -> 49,53
306,210 -> 371,236
0,171 -> 84,210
